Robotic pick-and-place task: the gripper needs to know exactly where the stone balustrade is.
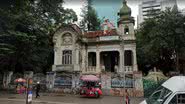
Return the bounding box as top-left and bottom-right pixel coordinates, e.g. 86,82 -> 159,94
124,66 -> 133,73
84,66 -> 96,73
55,65 -> 74,72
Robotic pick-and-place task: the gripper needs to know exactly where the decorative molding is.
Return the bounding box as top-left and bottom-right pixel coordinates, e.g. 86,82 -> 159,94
62,33 -> 73,45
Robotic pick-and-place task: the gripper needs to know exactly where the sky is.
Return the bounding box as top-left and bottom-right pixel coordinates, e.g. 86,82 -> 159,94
63,0 -> 185,28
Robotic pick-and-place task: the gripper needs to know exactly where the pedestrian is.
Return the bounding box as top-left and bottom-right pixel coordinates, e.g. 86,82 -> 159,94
35,81 -> 40,98
17,84 -> 21,94
125,89 -> 130,104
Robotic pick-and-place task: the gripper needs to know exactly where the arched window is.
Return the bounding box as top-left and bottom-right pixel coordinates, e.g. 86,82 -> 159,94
62,50 -> 72,65
124,26 -> 129,35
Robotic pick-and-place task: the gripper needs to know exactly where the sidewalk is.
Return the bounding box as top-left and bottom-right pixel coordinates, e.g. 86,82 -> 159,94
0,93 -> 77,104
0,98 -> 77,104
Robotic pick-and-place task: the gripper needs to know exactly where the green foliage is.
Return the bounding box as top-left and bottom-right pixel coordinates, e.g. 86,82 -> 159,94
143,79 -> 166,97
136,7 -> 185,73
80,0 -> 101,31
0,0 -> 77,73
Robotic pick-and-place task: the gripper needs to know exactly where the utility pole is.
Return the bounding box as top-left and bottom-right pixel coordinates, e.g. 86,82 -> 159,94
26,78 -> 32,104
26,78 -> 28,104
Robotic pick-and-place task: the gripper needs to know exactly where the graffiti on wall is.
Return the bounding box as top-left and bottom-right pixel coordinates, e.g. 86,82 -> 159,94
111,74 -> 134,88
33,73 -> 46,84
46,72 -> 55,89
54,73 -> 72,88
101,73 -> 112,89
72,74 -> 80,88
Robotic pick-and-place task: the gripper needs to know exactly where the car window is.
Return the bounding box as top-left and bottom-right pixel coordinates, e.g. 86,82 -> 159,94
169,93 -> 185,104
147,87 -> 172,104
152,90 -> 162,101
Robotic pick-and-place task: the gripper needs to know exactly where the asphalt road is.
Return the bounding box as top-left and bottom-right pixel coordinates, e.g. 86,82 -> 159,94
0,93 -> 144,104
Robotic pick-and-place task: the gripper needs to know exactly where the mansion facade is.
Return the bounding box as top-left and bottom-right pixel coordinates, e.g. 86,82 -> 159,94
51,0 -> 143,97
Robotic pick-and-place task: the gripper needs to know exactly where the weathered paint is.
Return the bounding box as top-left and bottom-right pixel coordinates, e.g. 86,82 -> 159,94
54,73 -> 73,88
46,72 -> 55,89
100,72 -> 144,97
101,72 -> 112,89
33,73 -> 46,84
3,71 -> 143,97
111,74 -> 134,88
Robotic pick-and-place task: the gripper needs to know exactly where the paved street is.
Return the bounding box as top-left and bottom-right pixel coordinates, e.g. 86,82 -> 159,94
0,92 -> 144,104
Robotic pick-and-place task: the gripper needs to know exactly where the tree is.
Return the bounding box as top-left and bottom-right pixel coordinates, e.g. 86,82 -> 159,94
0,0 -> 78,73
136,7 -> 185,74
80,0 -> 100,31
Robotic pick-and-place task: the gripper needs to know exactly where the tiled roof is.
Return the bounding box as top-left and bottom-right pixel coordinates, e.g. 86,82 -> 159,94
84,29 -> 118,38
71,24 -> 82,34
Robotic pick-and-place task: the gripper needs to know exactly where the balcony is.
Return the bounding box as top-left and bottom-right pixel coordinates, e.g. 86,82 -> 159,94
55,64 -> 74,72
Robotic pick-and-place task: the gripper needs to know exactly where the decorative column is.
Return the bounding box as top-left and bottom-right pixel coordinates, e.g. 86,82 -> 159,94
53,36 -> 58,65
81,45 -> 86,73
3,71 -> 13,88
76,49 -> 80,70
119,50 -> 123,73
74,45 -> 80,71
96,51 -> 100,73
133,47 -> 138,71
119,42 -> 125,73
54,46 -> 58,65
53,47 -> 59,71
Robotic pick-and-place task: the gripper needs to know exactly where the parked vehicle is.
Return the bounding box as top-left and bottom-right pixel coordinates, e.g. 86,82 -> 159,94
140,76 -> 185,104
79,75 -> 102,98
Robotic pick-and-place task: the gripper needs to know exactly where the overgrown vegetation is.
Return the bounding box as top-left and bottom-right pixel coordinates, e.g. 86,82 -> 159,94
80,0 -> 101,31
0,0 -> 77,74
136,7 -> 185,74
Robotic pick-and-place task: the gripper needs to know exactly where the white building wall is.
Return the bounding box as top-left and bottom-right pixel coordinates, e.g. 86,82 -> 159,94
181,8 -> 185,16
52,29 -> 81,72
137,0 -> 177,28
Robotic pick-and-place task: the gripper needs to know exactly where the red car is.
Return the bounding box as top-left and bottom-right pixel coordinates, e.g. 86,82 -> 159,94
79,75 -> 102,98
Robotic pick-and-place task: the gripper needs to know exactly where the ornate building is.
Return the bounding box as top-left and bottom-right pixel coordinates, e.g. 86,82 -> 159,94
52,0 -> 143,96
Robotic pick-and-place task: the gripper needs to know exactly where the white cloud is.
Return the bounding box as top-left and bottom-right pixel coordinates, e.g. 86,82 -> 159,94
63,0 -> 86,22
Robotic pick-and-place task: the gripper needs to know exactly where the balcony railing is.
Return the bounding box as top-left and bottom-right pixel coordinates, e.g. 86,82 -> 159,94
85,66 -> 96,73
124,66 -> 133,73
55,64 -> 74,72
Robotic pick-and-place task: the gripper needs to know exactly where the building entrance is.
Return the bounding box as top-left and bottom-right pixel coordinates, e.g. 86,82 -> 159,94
100,51 -> 119,72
